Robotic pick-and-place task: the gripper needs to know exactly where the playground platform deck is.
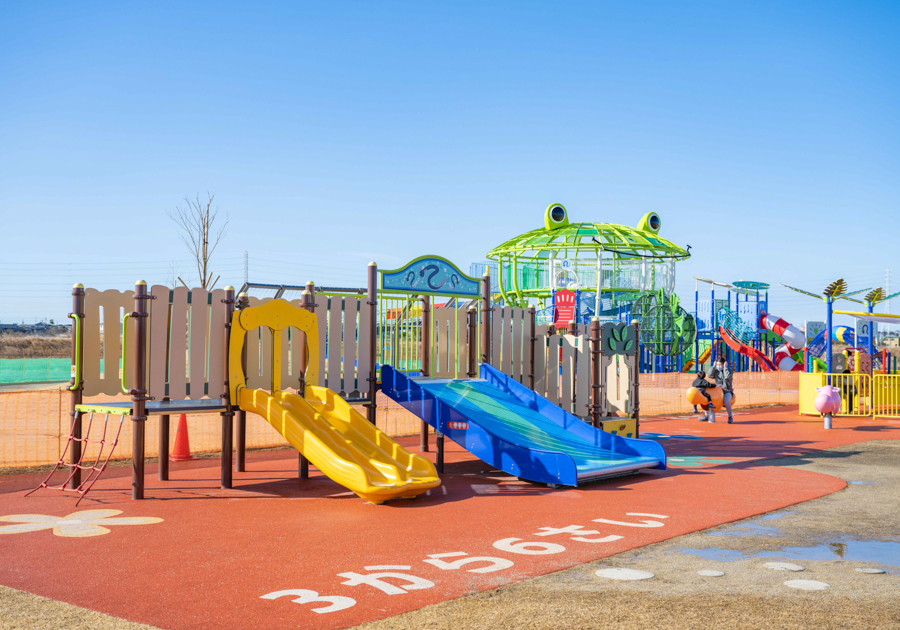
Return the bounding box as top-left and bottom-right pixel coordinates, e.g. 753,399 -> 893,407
1,406 -> 897,630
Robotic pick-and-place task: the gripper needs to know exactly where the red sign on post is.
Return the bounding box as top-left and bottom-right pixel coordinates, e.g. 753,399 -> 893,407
553,289 -> 576,328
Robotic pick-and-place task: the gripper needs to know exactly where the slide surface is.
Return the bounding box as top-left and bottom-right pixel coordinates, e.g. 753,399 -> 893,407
238,385 -> 440,504
683,344 -> 711,372
719,326 -> 776,371
382,363 -> 665,487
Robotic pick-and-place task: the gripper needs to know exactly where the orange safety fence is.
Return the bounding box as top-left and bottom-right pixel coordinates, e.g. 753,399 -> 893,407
1,373 -> 800,469
0,389 -> 429,469
638,371 -> 799,417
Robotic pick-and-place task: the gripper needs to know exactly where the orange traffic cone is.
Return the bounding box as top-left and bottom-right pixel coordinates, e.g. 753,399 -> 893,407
170,414 -> 194,461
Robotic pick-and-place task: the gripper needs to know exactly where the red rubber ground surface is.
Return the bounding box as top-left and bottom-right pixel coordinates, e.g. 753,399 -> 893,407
1,406 -> 896,630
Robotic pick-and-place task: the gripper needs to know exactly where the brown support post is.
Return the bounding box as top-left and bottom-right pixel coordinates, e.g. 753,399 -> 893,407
527,305 -> 536,391
235,293 -> 249,472
220,286 -> 236,489
419,295 -> 430,453
631,318 -> 640,438
467,306 -> 477,378
590,317 -> 602,428
68,284 -> 85,490
480,273 -> 491,364
130,281 -> 151,500
158,407 -> 169,481
297,283 -> 315,479
157,426 -> 171,479
366,263 -> 377,425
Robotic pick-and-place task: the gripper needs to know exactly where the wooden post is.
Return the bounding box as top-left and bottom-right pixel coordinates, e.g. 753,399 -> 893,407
480,273 -> 491,364
235,293 -> 249,472
68,284 -> 85,490
221,286 -> 236,489
131,281 -> 150,500
297,283 -> 315,479
527,305 -> 536,391
590,317 -> 602,428
631,318 -> 641,437
366,263 -> 377,425
420,294 -> 431,452
467,306 -> 477,378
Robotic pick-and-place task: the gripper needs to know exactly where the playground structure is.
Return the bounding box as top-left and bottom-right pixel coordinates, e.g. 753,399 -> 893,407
472,204 -> 697,373
693,277 -> 773,373
31,256 -> 666,504
770,282 -> 900,424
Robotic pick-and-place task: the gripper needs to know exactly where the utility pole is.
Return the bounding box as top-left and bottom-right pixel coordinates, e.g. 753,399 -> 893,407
244,251 -> 249,285
886,268 -> 892,315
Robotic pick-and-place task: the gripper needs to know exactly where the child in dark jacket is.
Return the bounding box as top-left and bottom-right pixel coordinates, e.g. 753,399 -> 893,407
692,371 -> 717,422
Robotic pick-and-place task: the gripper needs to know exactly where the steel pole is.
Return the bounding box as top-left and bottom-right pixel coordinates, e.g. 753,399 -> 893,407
220,286 -> 236,489
528,305 -> 536,391
297,284 -> 315,479
420,294 -> 430,452
467,305 -> 477,378
481,273 -> 491,364
68,284 -> 85,489
366,263 -> 377,425
826,296 -> 833,377
131,281 -> 150,500
631,318 -> 641,438
235,293 -> 249,472
590,317 -> 601,427
867,301 -> 875,359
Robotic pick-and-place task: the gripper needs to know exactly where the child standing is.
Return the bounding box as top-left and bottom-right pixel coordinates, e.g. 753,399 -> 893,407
709,357 -> 735,423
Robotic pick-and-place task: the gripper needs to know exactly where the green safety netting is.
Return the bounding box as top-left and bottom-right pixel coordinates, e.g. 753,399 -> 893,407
0,358 -> 71,384
632,289 -> 696,357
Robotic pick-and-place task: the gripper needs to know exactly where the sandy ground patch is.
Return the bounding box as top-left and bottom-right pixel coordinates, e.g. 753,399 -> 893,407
0,585 -> 158,630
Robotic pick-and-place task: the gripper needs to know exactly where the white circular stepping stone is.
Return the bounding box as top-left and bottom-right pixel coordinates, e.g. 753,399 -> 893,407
764,562 -> 805,572
595,568 -> 655,581
697,570 -> 725,577
855,568 -> 886,574
784,579 -> 829,591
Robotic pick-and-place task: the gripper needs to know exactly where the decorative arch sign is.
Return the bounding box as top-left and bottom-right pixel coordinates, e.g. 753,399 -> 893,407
380,256 -> 481,297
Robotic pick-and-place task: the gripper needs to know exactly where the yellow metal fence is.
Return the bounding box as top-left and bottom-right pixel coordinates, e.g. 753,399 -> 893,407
799,372 -> 900,418
874,374 -> 900,418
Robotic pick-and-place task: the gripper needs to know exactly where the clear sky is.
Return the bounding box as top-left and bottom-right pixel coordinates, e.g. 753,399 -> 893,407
2,1 -> 898,331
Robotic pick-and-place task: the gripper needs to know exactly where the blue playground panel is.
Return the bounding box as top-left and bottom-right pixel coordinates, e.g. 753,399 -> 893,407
382,363 -> 666,487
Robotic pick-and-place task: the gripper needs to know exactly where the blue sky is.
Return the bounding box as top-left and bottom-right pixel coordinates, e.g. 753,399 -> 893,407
1,1 -> 898,330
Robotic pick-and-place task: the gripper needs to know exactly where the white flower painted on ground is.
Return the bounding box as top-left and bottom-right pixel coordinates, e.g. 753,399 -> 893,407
0,509 -> 162,538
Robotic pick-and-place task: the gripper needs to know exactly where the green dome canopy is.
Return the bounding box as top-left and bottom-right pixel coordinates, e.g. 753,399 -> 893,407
479,204 -> 691,308
486,204 -> 690,261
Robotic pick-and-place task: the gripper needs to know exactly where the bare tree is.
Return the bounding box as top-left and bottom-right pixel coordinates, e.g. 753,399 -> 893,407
168,193 -> 227,290
166,261 -> 180,288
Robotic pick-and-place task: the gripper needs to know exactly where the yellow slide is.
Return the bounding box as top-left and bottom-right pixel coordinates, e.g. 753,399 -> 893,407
682,344 -> 712,372
238,385 -> 440,504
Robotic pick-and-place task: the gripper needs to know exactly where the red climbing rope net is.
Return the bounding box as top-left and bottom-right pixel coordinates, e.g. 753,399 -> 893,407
26,411 -> 126,505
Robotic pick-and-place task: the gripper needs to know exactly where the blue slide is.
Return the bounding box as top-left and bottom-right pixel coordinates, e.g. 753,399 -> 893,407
381,363 -> 666,487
